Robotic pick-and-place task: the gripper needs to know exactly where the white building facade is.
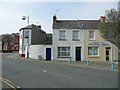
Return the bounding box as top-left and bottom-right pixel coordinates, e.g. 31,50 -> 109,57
53,16 -> 84,61
19,28 -> 32,57
19,24 -> 52,61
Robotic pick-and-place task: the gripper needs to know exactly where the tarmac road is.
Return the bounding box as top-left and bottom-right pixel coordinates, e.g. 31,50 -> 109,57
2,53 -> 118,88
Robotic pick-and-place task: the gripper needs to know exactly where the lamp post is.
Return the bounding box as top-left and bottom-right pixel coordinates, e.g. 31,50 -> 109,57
22,16 -> 29,58
22,16 -> 29,26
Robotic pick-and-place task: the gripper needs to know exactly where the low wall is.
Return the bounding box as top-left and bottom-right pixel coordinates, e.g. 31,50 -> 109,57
29,45 -> 53,60
29,45 -> 44,59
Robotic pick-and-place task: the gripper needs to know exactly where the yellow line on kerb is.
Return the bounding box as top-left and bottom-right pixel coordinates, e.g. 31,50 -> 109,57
0,77 -> 19,89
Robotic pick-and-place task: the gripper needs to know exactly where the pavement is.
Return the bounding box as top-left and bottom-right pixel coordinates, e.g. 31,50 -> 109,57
7,52 -> 119,72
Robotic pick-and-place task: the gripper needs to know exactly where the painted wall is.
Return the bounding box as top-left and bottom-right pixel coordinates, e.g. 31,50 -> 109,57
29,45 -> 53,60
0,42 -> 2,51
19,30 -> 23,55
29,45 -> 44,59
53,29 -> 84,61
84,29 -> 118,61
19,29 -> 31,55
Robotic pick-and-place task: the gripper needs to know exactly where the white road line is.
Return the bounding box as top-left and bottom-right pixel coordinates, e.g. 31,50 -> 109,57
42,70 -> 47,72
10,56 -> 13,57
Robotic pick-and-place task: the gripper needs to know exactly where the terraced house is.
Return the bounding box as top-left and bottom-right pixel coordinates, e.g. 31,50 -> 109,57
52,15 -> 118,62
19,16 -> 118,62
52,15 -> 85,61
84,16 -> 118,62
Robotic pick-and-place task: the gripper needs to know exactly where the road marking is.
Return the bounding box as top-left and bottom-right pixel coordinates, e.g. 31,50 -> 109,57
42,70 -> 47,72
0,77 -> 20,89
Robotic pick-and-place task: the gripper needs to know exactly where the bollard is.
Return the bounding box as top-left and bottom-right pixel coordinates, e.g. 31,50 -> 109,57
111,62 -> 115,70
87,59 -> 91,66
69,57 -> 72,64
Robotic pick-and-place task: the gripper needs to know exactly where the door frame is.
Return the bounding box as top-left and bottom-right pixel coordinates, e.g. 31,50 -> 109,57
46,48 -> 51,61
75,47 -> 81,61
106,47 -> 110,61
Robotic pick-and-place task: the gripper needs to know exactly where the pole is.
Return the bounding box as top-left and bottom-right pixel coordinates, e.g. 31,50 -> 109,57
27,16 -> 29,26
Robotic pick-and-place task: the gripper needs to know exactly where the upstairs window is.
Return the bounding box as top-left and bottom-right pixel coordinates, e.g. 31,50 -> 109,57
89,31 -> 95,40
24,31 -> 29,38
59,30 -> 66,40
73,31 -> 79,40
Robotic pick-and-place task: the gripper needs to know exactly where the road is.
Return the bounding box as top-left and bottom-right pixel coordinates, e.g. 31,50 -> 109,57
2,53 -> 118,88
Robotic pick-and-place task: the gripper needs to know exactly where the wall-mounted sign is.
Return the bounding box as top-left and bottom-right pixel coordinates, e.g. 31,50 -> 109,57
88,42 -> 110,46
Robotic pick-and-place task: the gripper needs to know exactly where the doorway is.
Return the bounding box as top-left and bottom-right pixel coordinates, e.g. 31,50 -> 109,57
75,47 -> 81,61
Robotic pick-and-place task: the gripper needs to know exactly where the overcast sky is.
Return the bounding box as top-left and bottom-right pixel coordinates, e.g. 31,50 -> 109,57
0,0 -> 118,34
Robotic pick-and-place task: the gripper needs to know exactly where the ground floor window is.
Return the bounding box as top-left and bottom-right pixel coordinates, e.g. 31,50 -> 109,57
58,47 -> 70,57
88,47 -> 98,56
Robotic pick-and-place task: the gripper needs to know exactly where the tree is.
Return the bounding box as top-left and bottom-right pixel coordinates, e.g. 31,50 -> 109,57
2,34 -> 14,50
98,8 -> 120,61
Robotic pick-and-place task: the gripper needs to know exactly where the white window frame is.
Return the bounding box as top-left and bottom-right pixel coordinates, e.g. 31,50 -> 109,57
88,47 -> 99,56
24,30 -> 29,38
73,31 -> 79,40
59,30 -> 66,40
89,31 -> 95,40
58,47 -> 70,57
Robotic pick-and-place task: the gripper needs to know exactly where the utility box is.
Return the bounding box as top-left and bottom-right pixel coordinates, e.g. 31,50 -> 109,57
38,55 -> 42,60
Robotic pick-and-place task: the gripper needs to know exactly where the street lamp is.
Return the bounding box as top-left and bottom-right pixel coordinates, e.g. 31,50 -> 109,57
22,16 -> 29,26
22,16 -> 29,58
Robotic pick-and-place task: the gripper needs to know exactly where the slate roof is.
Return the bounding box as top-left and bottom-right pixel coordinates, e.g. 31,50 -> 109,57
53,20 -> 100,29
19,24 -> 45,33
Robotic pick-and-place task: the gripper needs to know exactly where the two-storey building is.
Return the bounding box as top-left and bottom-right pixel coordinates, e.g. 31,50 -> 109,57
53,16 -> 118,62
19,24 -> 46,57
52,16 -> 84,61
84,16 -> 118,62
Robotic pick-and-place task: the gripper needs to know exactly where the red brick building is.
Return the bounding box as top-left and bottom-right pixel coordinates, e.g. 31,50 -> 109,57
12,33 -> 19,51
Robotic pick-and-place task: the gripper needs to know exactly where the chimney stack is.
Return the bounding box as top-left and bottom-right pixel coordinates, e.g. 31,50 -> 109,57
100,16 -> 105,22
53,15 -> 57,22
38,25 -> 41,29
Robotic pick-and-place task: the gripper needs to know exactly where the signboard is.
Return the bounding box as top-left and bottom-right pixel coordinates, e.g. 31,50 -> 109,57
88,42 -> 110,46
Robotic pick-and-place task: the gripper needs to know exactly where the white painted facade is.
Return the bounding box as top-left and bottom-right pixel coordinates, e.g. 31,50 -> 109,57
53,29 -> 84,61
29,45 -> 53,60
19,29 -> 32,55
0,41 -> 2,51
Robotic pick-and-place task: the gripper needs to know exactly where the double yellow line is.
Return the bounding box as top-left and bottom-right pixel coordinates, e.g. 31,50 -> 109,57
0,77 -> 20,89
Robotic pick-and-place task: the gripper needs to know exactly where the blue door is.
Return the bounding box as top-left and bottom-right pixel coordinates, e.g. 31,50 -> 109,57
76,47 -> 81,61
46,48 -> 51,61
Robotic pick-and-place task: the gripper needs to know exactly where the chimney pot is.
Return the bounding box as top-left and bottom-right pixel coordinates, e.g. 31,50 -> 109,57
53,15 -> 57,22
38,25 -> 41,28
100,16 -> 105,22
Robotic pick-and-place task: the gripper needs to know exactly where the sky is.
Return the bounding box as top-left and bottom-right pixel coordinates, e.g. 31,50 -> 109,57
0,0 -> 118,34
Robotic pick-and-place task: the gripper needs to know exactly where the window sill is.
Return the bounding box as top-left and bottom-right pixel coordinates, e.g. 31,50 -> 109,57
72,39 -> 80,41
89,39 -> 96,41
59,39 -> 67,41
57,56 -> 71,58
88,55 -> 99,58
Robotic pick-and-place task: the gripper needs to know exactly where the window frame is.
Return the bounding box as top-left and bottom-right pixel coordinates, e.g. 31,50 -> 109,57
72,31 -> 80,41
89,31 -> 95,40
24,30 -> 29,38
58,47 -> 70,58
88,47 -> 99,56
59,30 -> 66,40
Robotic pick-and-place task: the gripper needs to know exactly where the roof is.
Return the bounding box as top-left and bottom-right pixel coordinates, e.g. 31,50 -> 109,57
19,24 -> 34,30
53,20 -> 100,29
19,24 -> 45,33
